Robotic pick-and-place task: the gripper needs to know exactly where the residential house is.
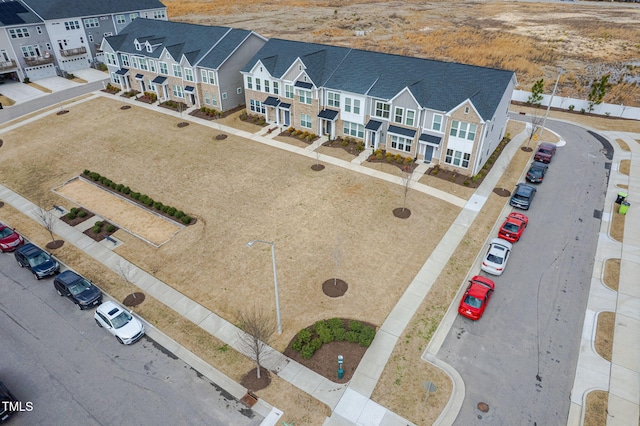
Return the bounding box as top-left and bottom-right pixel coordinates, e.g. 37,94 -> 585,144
0,0 -> 166,81
241,38 -> 517,176
101,18 -> 266,112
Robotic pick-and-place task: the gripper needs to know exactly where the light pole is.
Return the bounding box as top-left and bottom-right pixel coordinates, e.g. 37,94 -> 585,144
247,239 -> 282,334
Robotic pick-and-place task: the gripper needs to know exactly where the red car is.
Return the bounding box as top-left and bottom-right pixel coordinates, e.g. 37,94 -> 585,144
498,212 -> 529,243
458,276 -> 495,320
533,142 -> 557,163
0,222 -> 24,252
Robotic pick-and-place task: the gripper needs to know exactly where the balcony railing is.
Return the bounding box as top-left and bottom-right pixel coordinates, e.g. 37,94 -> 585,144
24,55 -> 54,66
0,59 -> 17,70
60,46 -> 87,57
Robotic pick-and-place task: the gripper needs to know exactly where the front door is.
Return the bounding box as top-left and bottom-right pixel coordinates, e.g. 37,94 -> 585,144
324,120 -> 331,136
284,110 -> 290,126
424,145 -> 434,163
370,131 -> 376,148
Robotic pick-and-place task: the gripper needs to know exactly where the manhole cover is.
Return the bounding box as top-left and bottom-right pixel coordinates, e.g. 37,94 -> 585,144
322,279 -> 348,297
477,402 -> 489,412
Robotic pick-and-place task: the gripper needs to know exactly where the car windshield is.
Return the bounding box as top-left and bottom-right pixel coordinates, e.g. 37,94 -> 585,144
68,279 -> 92,296
528,168 -> 542,177
513,194 -> 528,201
27,251 -> 50,267
0,227 -> 13,238
539,149 -> 552,155
503,223 -> 519,232
487,253 -> 504,264
464,295 -> 482,309
111,310 -> 132,329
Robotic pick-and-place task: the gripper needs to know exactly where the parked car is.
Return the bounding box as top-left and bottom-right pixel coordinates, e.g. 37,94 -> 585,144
94,301 -> 145,345
14,243 -> 60,279
481,238 -> 513,276
0,381 -> 18,422
0,222 -> 24,252
498,212 -> 529,243
510,183 -> 537,210
53,270 -> 102,310
458,276 -> 495,320
534,142 -> 557,163
526,161 -> 549,183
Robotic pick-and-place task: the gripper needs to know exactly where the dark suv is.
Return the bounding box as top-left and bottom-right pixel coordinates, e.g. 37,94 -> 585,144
53,270 -> 102,310
14,243 -> 60,280
510,183 -> 537,210
534,142 -> 557,163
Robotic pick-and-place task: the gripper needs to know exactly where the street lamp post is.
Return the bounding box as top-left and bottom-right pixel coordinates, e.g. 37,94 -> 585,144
247,239 -> 283,334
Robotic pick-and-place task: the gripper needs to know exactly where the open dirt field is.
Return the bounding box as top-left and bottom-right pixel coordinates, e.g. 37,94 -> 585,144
164,0 -> 640,107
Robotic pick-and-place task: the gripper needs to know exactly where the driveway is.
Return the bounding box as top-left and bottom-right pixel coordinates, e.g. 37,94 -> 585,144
0,80 -> 45,104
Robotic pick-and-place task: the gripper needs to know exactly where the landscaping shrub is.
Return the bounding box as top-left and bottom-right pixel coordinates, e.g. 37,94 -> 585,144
375,152 -> 384,160
77,210 -> 87,218
358,326 -> 376,347
327,318 -> 343,331
291,339 -> 303,352
342,140 -> 349,147
287,126 -> 295,133
301,344 -> 315,359
394,154 -> 404,164
167,207 -> 177,216
153,201 -> 163,210
65,210 -> 77,220
106,224 -> 115,233
122,186 -> 131,195
345,331 -> 359,343
131,192 -> 140,200
318,327 -> 333,344
175,210 -> 185,219
91,225 -> 101,234
310,337 -> 322,352
403,156 -> 413,165
161,205 -> 170,213
349,320 -> 363,333
89,172 -> 100,181
115,183 -> 124,192
297,328 -> 312,344
356,142 -> 364,152
181,215 -> 192,225
110,182 -> 117,189
333,327 -> 346,341
83,169 -> 90,176
94,221 -> 103,227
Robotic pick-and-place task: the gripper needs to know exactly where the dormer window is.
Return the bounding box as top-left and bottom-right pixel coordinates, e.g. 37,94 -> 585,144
464,106 -> 469,114
146,44 -> 152,53
134,40 -> 141,51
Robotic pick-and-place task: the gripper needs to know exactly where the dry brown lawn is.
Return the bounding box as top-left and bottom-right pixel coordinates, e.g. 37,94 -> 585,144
610,208 -> 626,243
619,159 -> 631,176
616,138 -> 630,152
584,390 -> 609,426
604,258 -> 620,292
510,104 -> 640,133
595,311 -> 615,362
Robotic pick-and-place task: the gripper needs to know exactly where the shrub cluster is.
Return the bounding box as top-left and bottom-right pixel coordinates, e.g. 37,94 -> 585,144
199,106 -> 221,117
372,149 -> 413,165
122,90 -> 137,98
65,207 -> 87,220
82,170 -> 193,225
105,83 -> 119,93
143,91 -> 158,102
286,127 -> 317,141
291,318 -> 376,360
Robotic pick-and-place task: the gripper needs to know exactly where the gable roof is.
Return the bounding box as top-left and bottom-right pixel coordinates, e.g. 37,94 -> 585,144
243,38 -> 515,121
105,18 -> 252,68
22,0 -> 165,20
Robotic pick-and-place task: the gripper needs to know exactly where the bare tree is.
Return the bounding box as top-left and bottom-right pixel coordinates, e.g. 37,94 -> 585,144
400,165 -> 416,212
527,114 -> 543,148
116,260 -> 139,304
237,306 -> 275,379
332,235 -> 343,286
34,206 -> 57,244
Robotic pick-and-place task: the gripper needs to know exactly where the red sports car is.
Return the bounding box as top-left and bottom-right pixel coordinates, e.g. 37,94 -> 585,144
498,212 -> 529,243
0,222 -> 24,252
458,276 -> 495,320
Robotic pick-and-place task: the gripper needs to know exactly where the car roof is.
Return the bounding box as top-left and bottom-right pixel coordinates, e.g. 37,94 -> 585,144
55,270 -> 82,285
468,281 -> 492,298
16,243 -> 42,256
538,142 -> 556,149
97,300 -> 123,318
516,183 -> 536,193
490,238 -> 513,250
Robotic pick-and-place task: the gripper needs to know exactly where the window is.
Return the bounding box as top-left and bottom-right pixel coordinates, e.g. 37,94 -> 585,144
36,26 -> 42,34
148,80 -> 155,91
21,45 -> 37,57
64,21 -> 80,30
207,71 -> 215,85
390,135 -> 412,153
88,35 -> 94,43
9,28 -> 29,38
273,82 -> 279,95
153,10 -> 166,19
327,92 -> 340,108
250,99 -> 264,113
449,120 -> 477,141
405,110 -> 415,127
149,60 -> 156,73
202,69 -> 216,85
159,62 -> 168,74
300,113 -> 312,129
204,92 -> 211,105
255,78 -> 261,91
105,52 -> 117,66
432,114 -> 443,131
116,15 -> 126,24
146,44 -> 153,53
264,80 -> 270,93
237,87 -> 242,94
374,101 -> 390,119
222,93 -> 227,99
246,76 -> 252,90
172,85 -> 184,98
445,149 -> 471,168
104,32 -> 113,37
297,89 -> 311,104
130,13 -> 139,20
285,84 -> 293,98
134,41 -> 141,50
184,68 -> 194,82
84,18 -> 99,28
464,106 -> 470,114
344,97 -> 361,114
172,64 -> 182,78
343,121 -> 364,139
394,107 -> 404,124
139,58 -> 148,71
130,57 -> 139,69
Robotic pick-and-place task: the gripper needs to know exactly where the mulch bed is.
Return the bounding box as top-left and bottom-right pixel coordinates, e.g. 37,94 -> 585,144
59,207 -> 95,226
82,220 -> 119,242
322,278 -> 348,297
322,137 -> 363,156
101,89 -> 119,95
46,240 -> 64,250
123,292 -> 146,307
493,188 -> 511,197
239,113 -> 268,129
278,129 -> 320,145
311,164 -> 325,171
240,368 -> 271,393
159,101 -> 188,112
393,207 -> 411,219
135,96 -> 156,104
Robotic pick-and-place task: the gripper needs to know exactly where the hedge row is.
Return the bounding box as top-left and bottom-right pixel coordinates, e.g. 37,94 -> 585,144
82,170 -> 192,225
291,318 -> 376,360
372,149 -> 414,165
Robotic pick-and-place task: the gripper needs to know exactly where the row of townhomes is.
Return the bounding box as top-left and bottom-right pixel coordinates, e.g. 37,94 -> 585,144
100,19 -> 267,113
0,0 -> 166,81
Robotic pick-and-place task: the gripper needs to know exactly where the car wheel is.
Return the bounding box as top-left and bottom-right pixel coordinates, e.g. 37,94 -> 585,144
34,272 -> 41,280
116,336 -> 124,345
95,318 -> 102,328
77,303 -> 84,311
16,258 -> 23,267
56,289 -> 63,296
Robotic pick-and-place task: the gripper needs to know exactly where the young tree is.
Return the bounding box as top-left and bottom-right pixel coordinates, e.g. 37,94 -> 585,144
332,236 -> 343,286
34,206 -> 57,245
400,164 -> 416,212
588,74 -> 609,113
237,306 -> 276,379
527,78 -> 545,107
527,114 -> 544,148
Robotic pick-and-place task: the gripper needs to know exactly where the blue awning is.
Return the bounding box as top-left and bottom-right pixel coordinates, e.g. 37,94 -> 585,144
263,96 -> 280,107
151,76 -> 167,84
115,68 -> 129,76
279,102 -> 291,110
419,133 -> 442,146
318,109 -> 338,120
184,85 -> 195,93
365,119 -> 382,131
135,73 -> 144,80
388,125 -> 416,138
294,81 -> 313,89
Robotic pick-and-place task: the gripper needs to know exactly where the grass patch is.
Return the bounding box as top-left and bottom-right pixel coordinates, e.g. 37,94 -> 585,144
610,206 -> 626,243
615,138 -> 630,151
619,160 -> 630,176
594,312 -> 615,362
584,390 -> 609,426
603,259 -> 620,292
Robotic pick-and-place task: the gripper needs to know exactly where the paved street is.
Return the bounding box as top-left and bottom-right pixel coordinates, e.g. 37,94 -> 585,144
439,119 -> 611,425
0,252 -> 262,426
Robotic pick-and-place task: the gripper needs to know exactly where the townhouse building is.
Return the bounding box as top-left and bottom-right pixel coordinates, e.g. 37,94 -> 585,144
0,0 -> 166,82
101,18 -> 266,112
241,38 -> 517,176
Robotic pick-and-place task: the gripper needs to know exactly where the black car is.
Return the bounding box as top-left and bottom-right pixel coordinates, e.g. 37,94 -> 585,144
526,161 -> 549,183
14,243 -> 60,280
53,270 -> 102,310
0,382 -> 18,422
509,183 -> 537,210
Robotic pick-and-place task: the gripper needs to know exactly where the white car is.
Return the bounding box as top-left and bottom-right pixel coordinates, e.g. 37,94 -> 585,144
94,301 -> 145,345
481,238 -> 513,276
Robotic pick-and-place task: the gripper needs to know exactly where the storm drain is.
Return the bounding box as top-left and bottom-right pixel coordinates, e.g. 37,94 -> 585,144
594,209 -> 603,219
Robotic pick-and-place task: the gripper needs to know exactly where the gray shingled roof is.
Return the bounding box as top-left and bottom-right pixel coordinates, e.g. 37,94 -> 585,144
23,0 -> 165,20
104,18 -> 250,68
0,0 -> 41,26
243,38 -> 515,121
